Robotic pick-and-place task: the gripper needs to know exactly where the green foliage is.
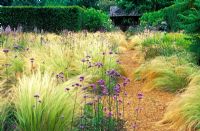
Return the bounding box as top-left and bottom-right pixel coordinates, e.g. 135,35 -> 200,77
97,0 -> 116,12
77,0 -> 99,8
115,0 -> 174,13
76,103 -> 125,130
11,0 -> 100,8
178,0 -> 200,33
187,36 -> 200,64
82,8 -> 112,31
10,57 -> 25,73
163,2 -> 189,31
0,6 -> 83,32
0,0 -> 13,6
140,10 -> 164,26
0,6 -> 111,32
177,0 -> 200,63
12,0 -> 45,6
142,33 -> 192,60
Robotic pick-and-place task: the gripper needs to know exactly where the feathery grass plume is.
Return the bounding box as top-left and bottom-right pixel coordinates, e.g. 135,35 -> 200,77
160,72 -> 200,130
14,72 -> 88,130
135,56 -> 198,92
22,32 -> 120,79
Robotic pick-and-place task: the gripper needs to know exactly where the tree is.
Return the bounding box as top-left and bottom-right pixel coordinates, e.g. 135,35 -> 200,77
78,0 -> 99,8
178,0 -> 200,63
0,0 -> 13,6
115,0 -> 174,13
178,0 -> 200,33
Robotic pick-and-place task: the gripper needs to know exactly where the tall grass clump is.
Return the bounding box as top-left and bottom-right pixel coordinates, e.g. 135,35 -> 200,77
141,32 -> 191,59
160,72 -> 200,130
0,97 -> 8,131
14,72 -> 87,130
135,56 -> 198,92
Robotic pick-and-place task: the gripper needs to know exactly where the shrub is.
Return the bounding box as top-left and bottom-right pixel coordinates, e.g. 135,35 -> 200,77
82,8 -> 112,31
140,10 -> 164,27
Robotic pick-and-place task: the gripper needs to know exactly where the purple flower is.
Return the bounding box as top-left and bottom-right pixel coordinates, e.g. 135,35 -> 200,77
73,83 -> 82,87
95,62 -> 103,68
124,91 -> 128,96
114,84 -> 121,94
113,95 -> 117,100
137,92 -> 143,99
106,69 -> 121,78
122,77 -> 130,86
3,49 -> 9,54
123,82 -> 128,87
79,76 -> 84,82
118,99 -> 122,103
81,59 -> 86,63
135,107 -> 140,112
80,125 -> 84,129
13,44 -> 20,50
132,123 -> 137,129
12,124 -> 17,129
109,51 -> 113,55
102,87 -> 108,95
5,25 -> 11,34
97,79 -> 105,85
56,72 -> 65,80
99,84 -> 108,95
103,107 -> 107,112
107,112 -> 112,117
90,84 -> 96,90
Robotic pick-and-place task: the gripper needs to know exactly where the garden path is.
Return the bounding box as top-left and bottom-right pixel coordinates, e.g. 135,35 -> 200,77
119,49 -> 175,131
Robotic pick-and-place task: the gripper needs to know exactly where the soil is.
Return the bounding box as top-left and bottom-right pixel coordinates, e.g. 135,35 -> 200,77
119,49 -> 175,131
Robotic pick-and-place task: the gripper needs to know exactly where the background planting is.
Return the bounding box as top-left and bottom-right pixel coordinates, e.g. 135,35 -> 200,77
0,6 -> 112,32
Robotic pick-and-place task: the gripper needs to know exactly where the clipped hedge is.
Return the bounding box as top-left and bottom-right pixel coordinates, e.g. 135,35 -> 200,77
0,6 -> 111,32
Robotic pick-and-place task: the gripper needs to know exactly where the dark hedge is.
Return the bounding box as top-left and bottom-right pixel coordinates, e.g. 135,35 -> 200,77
0,6 -> 111,32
